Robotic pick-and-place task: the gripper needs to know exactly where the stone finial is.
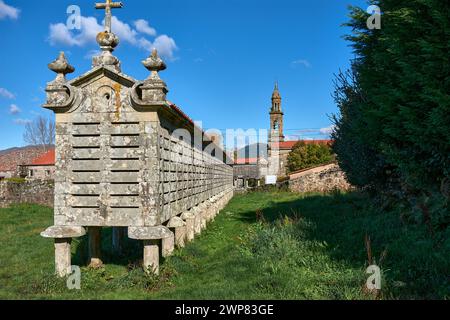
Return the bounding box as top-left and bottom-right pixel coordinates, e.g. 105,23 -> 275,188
140,49 -> 168,103
92,31 -> 121,71
142,48 -> 167,79
48,52 -> 75,84
45,52 -> 75,108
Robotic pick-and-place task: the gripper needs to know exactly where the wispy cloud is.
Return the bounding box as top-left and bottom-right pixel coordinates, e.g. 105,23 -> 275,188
9,104 -> 20,115
14,118 -> 31,126
319,125 -> 335,136
0,1 -> 20,20
48,17 -> 178,60
0,87 -> 15,99
291,59 -> 312,68
84,49 -> 101,60
134,19 -> 156,36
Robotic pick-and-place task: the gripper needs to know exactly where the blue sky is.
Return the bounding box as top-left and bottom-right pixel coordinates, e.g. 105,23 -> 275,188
0,0 -> 367,150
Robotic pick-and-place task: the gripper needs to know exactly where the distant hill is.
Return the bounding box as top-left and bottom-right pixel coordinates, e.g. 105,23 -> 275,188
0,145 -> 54,173
236,143 -> 268,160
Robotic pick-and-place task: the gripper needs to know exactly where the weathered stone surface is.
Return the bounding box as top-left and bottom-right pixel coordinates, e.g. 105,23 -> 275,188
167,216 -> 186,228
288,164 -> 353,193
0,180 -> 54,209
143,240 -> 159,275
162,232 -> 175,257
128,226 -> 172,240
41,226 -> 86,239
181,212 -> 195,242
54,239 -> 72,277
174,226 -> 186,248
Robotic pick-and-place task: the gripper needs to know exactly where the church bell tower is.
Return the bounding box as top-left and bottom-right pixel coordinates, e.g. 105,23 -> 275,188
269,82 -> 285,144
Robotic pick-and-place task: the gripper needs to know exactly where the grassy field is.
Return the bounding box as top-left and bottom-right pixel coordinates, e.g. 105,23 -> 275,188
0,191 -> 448,300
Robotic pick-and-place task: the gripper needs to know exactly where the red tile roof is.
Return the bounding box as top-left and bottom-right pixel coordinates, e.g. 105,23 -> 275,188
275,140 -> 333,150
30,149 -> 55,166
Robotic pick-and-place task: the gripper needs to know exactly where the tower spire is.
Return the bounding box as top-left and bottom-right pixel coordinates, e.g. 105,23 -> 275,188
269,82 -> 284,143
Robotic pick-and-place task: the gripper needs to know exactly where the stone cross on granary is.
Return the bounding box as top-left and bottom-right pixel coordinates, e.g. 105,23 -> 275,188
95,0 -> 123,33
40,1 -> 234,278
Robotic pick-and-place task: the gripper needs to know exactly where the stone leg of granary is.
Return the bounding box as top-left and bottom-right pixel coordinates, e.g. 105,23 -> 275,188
128,226 -> 172,275
143,240 -> 160,275
167,217 -> 186,248
88,227 -> 103,269
162,231 -> 175,258
194,208 -> 202,235
41,226 -> 86,278
200,204 -> 207,231
181,212 -> 195,243
174,225 -> 186,248
54,238 -> 72,277
112,227 -> 125,255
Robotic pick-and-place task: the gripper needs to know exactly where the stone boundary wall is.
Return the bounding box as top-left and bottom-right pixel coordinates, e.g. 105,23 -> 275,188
288,164 -> 352,193
0,180 -> 54,208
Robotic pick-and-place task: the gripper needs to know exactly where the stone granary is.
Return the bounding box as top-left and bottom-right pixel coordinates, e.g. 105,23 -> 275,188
41,1 -> 234,277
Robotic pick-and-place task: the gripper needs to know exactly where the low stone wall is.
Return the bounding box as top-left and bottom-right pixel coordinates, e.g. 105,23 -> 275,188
0,180 -> 54,208
288,164 -> 352,193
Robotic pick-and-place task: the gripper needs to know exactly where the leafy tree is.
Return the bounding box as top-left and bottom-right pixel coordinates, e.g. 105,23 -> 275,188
287,142 -> 334,173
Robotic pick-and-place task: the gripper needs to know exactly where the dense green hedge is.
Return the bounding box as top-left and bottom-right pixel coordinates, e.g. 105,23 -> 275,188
332,0 -> 450,229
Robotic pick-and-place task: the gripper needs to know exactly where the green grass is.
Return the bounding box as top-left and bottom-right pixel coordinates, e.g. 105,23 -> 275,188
0,191 -> 448,300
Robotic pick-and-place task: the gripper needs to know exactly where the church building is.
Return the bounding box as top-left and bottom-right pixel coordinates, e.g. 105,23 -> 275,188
267,83 -> 332,177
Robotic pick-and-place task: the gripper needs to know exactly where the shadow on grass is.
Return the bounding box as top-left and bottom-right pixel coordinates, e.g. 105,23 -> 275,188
73,228 -> 144,268
232,191 -> 449,299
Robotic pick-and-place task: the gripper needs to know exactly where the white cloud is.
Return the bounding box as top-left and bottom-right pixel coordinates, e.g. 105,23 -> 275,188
291,59 -> 312,68
0,87 -> 15,99
0,1 -> 20,20
134,19 -> 156,36
319,125 -> 336,136
137,35 -> 178,61
49,16 -> 102,46
84,49 -> 101,60
14,118 -> 31,126
111,16 -> 138,45
9,104 -> 20,114
152,35 -> 178,60
48,16 -> 177,60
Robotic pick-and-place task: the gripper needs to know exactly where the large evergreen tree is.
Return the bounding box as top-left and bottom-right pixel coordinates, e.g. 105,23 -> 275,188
333,0 -> 450,227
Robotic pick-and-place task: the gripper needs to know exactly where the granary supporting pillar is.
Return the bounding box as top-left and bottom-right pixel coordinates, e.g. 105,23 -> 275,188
128,226 -> 172,275
162,232 -> 175,258
143,240 -> 160,275
193,208 -> 202,235
181,211 -> 195,242
167,217 -> 186,248
54,239 -> 72,277
199,203 -> 208,231
41,226 -> 86,278
88,227 -> 103,269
